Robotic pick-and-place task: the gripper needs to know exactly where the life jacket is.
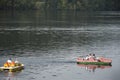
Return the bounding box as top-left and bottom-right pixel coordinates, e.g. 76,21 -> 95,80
4,61 -> 15,67
4,62 -> 9,67
10,61 -> 15,67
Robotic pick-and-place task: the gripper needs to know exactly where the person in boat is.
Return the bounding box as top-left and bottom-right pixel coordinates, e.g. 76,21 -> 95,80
85,55 -> 89,60
93,54 -> 100,61
7,58 -> 12,63
92,54 -> 96,59
88,54 -> 92,59
15,58 -> 19,63
14,58 -> 21,66
85,54 -> 92,60
4,58 -> 15,67
85,54 -> 97,60
92,54 -> 100,61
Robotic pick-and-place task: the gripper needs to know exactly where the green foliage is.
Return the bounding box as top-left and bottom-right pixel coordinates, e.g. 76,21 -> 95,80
77,62 -> 111,65
0,0 -> 35,10
0,0 -> 120,11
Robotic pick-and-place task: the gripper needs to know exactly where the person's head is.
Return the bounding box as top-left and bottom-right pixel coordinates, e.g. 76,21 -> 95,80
89,54 -> 91,56
93,54 -> 95,56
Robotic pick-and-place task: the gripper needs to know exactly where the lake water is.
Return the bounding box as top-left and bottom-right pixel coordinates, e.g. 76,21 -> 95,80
0,10 -> 120,80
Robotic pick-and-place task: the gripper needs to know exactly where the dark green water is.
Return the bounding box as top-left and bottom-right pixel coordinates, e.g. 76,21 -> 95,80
0,10 -> 120,80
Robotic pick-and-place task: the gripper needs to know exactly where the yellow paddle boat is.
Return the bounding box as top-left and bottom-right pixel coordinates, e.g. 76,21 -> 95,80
0,59 -> 24,72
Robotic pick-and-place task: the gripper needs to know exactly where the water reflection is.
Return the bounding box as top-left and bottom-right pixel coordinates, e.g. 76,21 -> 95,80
0,71 -> 22,80
5,72 -> 15,80
77,64 -> 112,72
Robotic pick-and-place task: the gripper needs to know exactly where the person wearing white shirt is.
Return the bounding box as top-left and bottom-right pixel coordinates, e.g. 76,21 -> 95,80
7,58 -> 12,63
